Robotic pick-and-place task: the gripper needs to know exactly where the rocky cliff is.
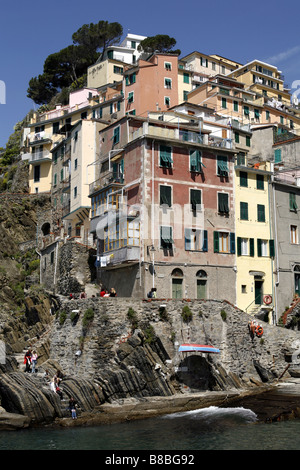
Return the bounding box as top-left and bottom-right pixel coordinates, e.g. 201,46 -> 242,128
0,293 -> 299,429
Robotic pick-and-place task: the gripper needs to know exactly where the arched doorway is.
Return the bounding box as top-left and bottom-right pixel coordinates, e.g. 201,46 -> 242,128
294,265 -> 300,296
196,270 -> 207,299
41,222 -> 50,236
172,268 -> 183,299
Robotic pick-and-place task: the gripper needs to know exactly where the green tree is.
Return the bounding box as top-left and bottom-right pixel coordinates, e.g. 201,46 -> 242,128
72,20 -> 123,61
27,74 -> 57,105
138,35 -> 181,55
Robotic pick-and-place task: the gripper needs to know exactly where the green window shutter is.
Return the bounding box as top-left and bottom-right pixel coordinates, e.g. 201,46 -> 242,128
269,239 -> 275,258
274,148 -> 281,163
237,237 -> 242,256
240,202 -> 248,220
125,76 -> 129,86
254,109 -> 260,119
183,90 -> 188,101
113,126 -> 120,144
218,193 -> 229,213
161,226 -> 174,247
230,233 -> 235,254
250,238 -> 254,257
256,174 -> 264,190
246,136 -> 251,147
235,132 -> 240,143
183,73 -> 189,84
240,171 -> 248,187
160,145 -> 172,167
190,150 -> 203,172
110,103 -> 113,113
213,231 -> 219,253
160,185 -> 172,207
234,101 -> 238,112
222,97 -> 227,109
60,169 -> 64,181
257,204 -> 265,222
257,238 -> 262,257
289,193 -> 298,211
54,173 -> 57,186
244,106 -> 249,116
202,230 -> 208,252
217,155 -> 228,176
190,189 -> 201,210
185,228 -> 192,250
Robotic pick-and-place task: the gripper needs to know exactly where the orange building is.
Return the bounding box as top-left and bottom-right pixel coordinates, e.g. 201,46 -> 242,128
123,53 -> 179,118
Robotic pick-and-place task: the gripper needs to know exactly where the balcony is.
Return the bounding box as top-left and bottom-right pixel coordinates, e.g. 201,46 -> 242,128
89,168 -> 124,195
22,150 -> 52,164
29,131 -> 52,145
98,245 -> 140,269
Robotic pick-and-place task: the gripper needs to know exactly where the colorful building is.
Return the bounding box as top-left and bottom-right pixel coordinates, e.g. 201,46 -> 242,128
234,156 -> 275,321
89,114 -> 237,300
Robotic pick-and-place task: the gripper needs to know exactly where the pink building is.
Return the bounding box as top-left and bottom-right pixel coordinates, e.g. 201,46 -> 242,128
89,115 -> 237,300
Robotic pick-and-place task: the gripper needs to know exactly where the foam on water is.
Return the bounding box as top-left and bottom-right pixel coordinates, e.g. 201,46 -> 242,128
162,406 -> 258,424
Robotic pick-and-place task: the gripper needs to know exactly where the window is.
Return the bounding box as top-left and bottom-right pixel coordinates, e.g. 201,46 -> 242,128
274,148 -> 281,163
189,150 -> 203,172
235,132 -> 240,143
131,41 -> 136,49
165,62 -> 172,71
289,193 -> 298,212
291,225 -> 298,244
74,186 -> 77,199
34,165 -> 40,183
53,122 -> 60,134
237,153 -> 245,166
246,136 -> 251,147
183,90 -> 189,101
244,106 -> 249,117
125,72 -> 136,85
190,189 -> 201,211
256,174 -> 264,190
113,126 -> 120,145
222,97 -> 227,109
217,155 -> 228,176
241,285 -> 247,293
50,251 -> 54,265
234,101 -> 239,112
237,237 -> 254,256
240,202 -> 248,220
113,65 -> 123,74
54,173 -> 57,186
257,239 -> 268,257
60,169 -> 64,182
218,193 -> 229,214
128,92 -> 134,103
160,226 -> 174,249
183,73 -> 189,84
257,204 -> 265,222
200,57 -> 208,67
160,185 -> 172,207
165,78 -> 172,89
165,97 -> 170,106
266,110 -> 270,120
160,145 -> 172,167
74,158 -> 78,170
185,229 -> 207,251
214,231 -> 235,253
240,171 -> 248,187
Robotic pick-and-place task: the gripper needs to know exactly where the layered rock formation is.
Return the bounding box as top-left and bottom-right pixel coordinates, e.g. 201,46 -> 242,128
1,294 -> 300,429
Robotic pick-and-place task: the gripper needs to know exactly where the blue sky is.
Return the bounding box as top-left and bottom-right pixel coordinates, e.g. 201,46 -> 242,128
1,0 -> 300,147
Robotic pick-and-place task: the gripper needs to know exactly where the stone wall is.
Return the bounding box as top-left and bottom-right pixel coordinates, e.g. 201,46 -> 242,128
49,297 -> 300,396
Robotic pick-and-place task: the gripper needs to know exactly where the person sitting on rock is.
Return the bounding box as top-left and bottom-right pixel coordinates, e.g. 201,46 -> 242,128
24,349 -> 32,373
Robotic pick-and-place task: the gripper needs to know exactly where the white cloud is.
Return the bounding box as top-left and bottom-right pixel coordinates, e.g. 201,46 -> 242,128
266,45 -> 300,64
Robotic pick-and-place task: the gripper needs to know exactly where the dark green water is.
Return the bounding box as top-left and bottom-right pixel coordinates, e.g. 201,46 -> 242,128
0,406 -> 300,451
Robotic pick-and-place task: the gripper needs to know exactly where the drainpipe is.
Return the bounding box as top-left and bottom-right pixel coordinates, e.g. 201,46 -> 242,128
271,164 -> 279,324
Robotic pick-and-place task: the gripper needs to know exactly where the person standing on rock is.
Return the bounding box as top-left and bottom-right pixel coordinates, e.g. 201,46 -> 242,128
24,349 -> 32,373
31,350 -> 38,373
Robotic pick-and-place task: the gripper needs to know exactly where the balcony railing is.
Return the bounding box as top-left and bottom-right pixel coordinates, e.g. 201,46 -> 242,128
22,150 -> 52,163
29,131 -> 52,144
89,169 -> 124,195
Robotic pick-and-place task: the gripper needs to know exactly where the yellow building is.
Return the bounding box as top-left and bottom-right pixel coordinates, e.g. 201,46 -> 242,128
235,156 -> 275,321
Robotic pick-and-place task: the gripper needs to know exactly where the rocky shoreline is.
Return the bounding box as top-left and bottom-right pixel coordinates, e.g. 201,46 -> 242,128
32,379 -> 300,430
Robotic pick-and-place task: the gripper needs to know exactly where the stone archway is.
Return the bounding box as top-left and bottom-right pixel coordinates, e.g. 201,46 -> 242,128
41,222 -> 50,236
176,354 -> 217,391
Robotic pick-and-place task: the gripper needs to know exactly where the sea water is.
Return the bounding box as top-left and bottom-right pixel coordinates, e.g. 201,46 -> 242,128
0,406 -> 300,451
